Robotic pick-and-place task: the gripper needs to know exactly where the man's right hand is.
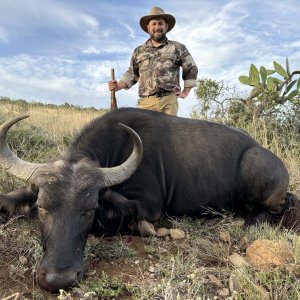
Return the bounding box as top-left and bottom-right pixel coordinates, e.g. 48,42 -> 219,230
108,80 -> 127,92
108,80 -> 118,91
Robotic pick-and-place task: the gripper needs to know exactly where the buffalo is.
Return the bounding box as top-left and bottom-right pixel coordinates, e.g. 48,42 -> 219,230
0,107 -> 299,292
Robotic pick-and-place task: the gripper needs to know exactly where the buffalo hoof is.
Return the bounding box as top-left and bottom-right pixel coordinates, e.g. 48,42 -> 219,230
136,220 -> 156,237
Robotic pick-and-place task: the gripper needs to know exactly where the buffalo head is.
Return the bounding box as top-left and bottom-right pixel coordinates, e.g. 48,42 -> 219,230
0,115 -> 143,291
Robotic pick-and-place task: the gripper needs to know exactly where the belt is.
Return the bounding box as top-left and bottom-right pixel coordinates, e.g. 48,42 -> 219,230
140,91 -> 172,98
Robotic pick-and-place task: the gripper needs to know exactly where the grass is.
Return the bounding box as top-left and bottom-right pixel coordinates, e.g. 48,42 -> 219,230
78,272 -> 135,299
0,100 -> 300,299
135,217 -> 300,300
0,100 -> 104,139
0,219 -> 42,264
86,238 -> 137,260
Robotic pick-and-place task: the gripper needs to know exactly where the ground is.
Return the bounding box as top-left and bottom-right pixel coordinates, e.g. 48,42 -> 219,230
1,214 -> 300,300
0,218 -> 194,300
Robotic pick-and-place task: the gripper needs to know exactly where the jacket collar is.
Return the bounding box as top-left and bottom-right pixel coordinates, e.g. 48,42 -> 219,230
145,37 -> 169,48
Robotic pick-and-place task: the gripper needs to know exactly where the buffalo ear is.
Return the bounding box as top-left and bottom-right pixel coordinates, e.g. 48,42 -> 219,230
0,186 -> 38,221
100,123 -> 143,187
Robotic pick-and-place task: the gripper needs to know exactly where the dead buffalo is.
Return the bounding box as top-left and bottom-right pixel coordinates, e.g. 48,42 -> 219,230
0,108 -> 299,291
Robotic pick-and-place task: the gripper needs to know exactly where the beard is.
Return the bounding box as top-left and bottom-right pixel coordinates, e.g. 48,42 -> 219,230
150,31 -> 167,43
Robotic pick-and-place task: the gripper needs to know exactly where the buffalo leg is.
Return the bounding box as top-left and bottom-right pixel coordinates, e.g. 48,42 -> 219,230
0,186 -> 37,221
239,146 -> 300,230
100,189 -> 156,236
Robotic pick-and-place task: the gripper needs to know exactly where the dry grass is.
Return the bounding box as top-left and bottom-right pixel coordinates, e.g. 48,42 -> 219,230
0,100 -> 300,299
0,102 -> 104,139
242,118 -> 300,196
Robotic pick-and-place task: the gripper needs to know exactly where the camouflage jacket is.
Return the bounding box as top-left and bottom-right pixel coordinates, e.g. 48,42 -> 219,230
120,38 -> 198,97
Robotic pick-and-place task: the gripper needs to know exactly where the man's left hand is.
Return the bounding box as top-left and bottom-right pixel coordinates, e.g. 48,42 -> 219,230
175,87 -> 192,99
175,91 -> 189,99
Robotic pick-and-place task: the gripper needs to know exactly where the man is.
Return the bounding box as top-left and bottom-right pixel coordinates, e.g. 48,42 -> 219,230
108,6 -> 198,115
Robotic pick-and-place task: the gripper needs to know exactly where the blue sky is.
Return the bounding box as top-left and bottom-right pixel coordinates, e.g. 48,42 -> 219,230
0,0 -> 299,116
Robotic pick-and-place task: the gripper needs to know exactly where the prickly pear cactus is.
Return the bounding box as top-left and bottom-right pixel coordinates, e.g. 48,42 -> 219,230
238,58 -> 300,118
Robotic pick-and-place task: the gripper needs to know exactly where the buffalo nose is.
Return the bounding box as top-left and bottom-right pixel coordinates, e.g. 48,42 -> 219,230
37,265 -> 84,292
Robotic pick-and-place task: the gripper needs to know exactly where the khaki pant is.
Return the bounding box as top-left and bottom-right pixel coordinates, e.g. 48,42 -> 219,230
137,93 -> 178,116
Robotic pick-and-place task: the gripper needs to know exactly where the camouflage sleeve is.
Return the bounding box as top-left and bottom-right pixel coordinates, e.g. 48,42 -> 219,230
120,48 -> 140,89
179,44 -> 198,88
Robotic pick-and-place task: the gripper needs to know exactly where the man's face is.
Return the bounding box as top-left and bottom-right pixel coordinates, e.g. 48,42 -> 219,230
147,18 -> 168,43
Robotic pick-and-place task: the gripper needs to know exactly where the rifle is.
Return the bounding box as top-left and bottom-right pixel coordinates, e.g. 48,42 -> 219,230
110,68 -> 118,110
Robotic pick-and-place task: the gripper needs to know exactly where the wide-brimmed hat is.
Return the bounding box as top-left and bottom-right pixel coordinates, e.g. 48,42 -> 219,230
140,7 -> 176,33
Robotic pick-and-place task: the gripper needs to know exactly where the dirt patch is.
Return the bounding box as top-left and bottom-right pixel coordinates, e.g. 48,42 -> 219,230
2,216 -> 300,299
0,220 -> 177,299
86,236 -> 160,283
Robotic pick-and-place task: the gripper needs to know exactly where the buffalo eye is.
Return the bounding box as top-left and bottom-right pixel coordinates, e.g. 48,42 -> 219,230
81,208 -> 96,218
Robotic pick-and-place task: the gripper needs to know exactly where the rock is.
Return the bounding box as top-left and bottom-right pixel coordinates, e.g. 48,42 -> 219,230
158,247 -> 168,254
83,291 -> 97,299
169,228 -> 185,240
246,239 -> 293,269
19,255 -> 27,264
156,227 -> 170,238
207,274 -> 223,288
148,266 -> 156,273
228,253 -> 249,267
238,236 -> 248,252
229,271 -> 242,294
87,235 -> 99,247
219,230 -> 231,244
217,288 -> 229,297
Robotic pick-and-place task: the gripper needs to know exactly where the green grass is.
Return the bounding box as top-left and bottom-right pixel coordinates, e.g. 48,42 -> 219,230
87,238 -> 137,260
78,272 -> 135,299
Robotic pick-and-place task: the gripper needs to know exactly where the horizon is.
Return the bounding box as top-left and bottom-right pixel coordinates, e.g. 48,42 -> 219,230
0,0 -> 299,116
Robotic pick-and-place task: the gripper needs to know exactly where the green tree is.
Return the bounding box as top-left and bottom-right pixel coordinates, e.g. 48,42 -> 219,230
238,58 -> 300,120
191,78 -> 242,122
193,59 -> 300,127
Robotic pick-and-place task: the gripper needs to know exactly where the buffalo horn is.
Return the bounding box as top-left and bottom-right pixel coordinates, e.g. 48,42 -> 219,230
101,123 -> 143,187
0,115 -> 41,181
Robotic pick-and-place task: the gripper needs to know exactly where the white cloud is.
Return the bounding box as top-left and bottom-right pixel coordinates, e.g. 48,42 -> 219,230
0,0 -> 299,116
82,47 -> 102,55
168,0 -> 299,84
0,53 -> 138,110
121,23 -> 136,39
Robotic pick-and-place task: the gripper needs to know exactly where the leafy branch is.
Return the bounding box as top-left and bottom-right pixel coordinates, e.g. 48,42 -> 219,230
238,58 -> 300,119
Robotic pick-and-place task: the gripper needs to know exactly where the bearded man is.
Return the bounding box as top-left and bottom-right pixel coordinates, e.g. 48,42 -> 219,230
108,6 -> 198,115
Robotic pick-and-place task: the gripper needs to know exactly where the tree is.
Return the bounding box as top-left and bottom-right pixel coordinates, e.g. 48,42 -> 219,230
192,78 -> 242,122
192,59 -> 300,126
238,58 -> 300,120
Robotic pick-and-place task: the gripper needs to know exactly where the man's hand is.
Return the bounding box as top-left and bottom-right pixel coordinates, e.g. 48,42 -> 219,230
108,80 -> 127,92
108,80 -> 118,91
175,87 -> 192,99
175,91 -> 189,99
